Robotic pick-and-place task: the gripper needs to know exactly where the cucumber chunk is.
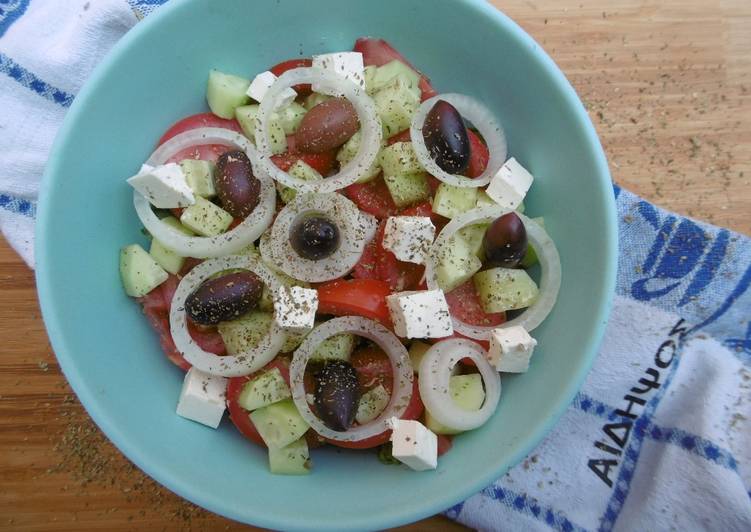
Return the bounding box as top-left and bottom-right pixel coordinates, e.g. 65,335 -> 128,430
218,311 -> 273,355
379,142 -> 423,177
179,196 -> 233,236
425,373 -> 485,435
371,60 -> 421,95
120,244 -> 168,297
363,65 -> 378,94
384,171 -> 430,208
355,384 -> 390,425
408,341 -> 431,374
276,102 -> 307,135
457,222 -> 489,259
148,216 -> 194,275
434,234 -> 483,292
207,70 -> 250,119
373,77 -> 420,137
180,159 -> 216,198
336,131 -> 382,183
277,160 -> 322,204
235,104 -> 287,153
250,399 -> 309,449
304,92 -> 331,110
475,190 -> 497,208
310,333 -> 356,362
238,367 -> 291,411
259,270 -> 310,313
432,183 -> 479,219
473,267 -> 539,313
235,104 -> 260,141
268,437 -> 311,475
520,217 -> 545,268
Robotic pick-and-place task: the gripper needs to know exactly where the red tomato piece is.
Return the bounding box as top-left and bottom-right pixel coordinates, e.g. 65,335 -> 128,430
353,37 -> 436,100
157,112 -> 244,163
316,279 -> 392,326
466,129 -> 489,178
351,232 -> 380,280
437,434 -> 453,456
142,306 -> 191,371
386,130 -> 412,145
343,176 -> 399,219
269,58 -> 313,95
187,321 -> 227,356
372,222 -> 424,292
445,280 -> 506,328
400,200 -> 448,230
226,358 -> 291,447
271,135 -> 338,175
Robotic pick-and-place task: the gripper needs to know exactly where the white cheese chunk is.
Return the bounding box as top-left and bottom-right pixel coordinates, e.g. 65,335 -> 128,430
312,52 -> 365,94
382,216 -> 435,264
386,290 -> 453,339
176,367 -> 228,428
388,417 -> 438,471
127,163 -> 195,209
485,157 -> 534,209
488,325 -> 537,373
247,70 -> 297,107
272,285 -> 318,333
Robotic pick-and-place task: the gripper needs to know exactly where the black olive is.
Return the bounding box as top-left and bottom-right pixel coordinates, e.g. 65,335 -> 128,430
185,271 -> 263,325
290,216 -> 340,260
483,212 -> 528,268
215,150 -> 261,218
314,360 -> 360,432
422,100 -> 471,174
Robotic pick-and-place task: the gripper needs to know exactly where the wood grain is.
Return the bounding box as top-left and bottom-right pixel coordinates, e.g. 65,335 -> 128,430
0,1 -> 749,530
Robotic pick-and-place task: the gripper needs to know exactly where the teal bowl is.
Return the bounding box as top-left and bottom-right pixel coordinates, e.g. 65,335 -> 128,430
36,0 -> 616,529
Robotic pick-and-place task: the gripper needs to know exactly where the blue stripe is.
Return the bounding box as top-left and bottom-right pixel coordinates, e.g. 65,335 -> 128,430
0,0 -> 30,38
0,52 -> 74,107
0,193 -> 36,218
482,485 -> 587,532
686,263 -> 751,337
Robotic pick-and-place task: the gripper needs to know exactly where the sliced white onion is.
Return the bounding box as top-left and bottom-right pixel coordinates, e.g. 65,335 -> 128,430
252,67 -> 382,193
261,192 -> 377,282
418,338 -> 501,431
169,254 -> 286,377
410,93 -> 507,188
133,127 -> 276,258
289,316 -> 413,442
425,206 -> 561,339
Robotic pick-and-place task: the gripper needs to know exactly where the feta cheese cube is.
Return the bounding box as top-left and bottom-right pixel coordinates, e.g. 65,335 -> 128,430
272,285 -> 318,333
127,163 -> 195,209
312,52 -> 365,94
485,157 -> 534,209
247,70 -> 297,106
388,417 -> 438,471
488,326 -> 537,373
386,290 -> 453,339
176,367 -> 228,428
382,216 -> 435,264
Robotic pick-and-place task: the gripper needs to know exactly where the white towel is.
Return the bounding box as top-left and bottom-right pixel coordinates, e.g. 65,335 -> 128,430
0,2 -> 748,530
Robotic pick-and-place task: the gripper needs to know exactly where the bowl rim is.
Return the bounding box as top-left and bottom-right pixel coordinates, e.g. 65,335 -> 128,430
35,0 -> 618,529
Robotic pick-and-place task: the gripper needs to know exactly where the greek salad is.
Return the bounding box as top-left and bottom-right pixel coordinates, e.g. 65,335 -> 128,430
119,38 -> 561,475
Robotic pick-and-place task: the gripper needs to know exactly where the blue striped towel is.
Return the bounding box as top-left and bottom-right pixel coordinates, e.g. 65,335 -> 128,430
1,1 -> 748,530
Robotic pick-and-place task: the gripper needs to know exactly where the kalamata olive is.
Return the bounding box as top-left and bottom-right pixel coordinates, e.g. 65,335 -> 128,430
185,271 -> 263,325
314,360 -> 361,432
422,100 -> 471,174
290,215 -> 340,260
214,150 -> 261,218
295,97 -> 359,153
483,212 -> 528,268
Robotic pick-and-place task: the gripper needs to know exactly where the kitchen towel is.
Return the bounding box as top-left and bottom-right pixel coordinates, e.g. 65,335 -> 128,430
0,1 -> 748,530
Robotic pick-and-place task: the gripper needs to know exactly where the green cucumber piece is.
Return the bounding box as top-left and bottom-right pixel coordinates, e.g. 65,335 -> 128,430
250,399 -> 309,449
364,65 -> 378,95
304,92 -> 331,110
520,217 -> 545,268
379,142 -> 422,177
235,104 -> 287,153
457,222 -> 489,259
475,190 -> 497,208
434,234 -> 482,292
277,160 -> 322,204
268,437 -> 311,475
120,244 -> 168,297
235,104 -> 260,141
267,118 -> 287,155
238,367 -> 291,411
408,341 -> 431,374
432,183 -> 479,219
179,159 -> 216,198
217,311 -> 272,355
371,60 -> 420,95
355,384 -> 390,424
384,171 -> 430,208
148,216 -> 194,275
336,131 -> 381,184
207,70 -> 250,119
259,269 -> 310,313
425,373 -> 485,435
276,102 -> 307,135
310,333 -> 356,362
179,197 -> 233,236
373,77 -> 420,137
473,267 -> 539,313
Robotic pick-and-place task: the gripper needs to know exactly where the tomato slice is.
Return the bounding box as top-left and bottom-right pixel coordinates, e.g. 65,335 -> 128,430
325,346 -> 424,449
187,321 -> 227,355
157,112 -> 244,163
271,134 -> 338,175
445,280 -> 506,328
226,358 -> 291,447
142,306 -> 191,371
466,129 -> 489,178
343,176 -> 399,219
437,434 -> 453,456
269,58 -> 313,95
353,37 -> 436,101
351,232 -> 380,280
316,279 -> 392,326
400,200 -> 448,230
386,130 -> 412,145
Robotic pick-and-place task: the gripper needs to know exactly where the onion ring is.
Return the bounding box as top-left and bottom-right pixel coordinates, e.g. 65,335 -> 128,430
418,338 -> 501,431
410,93 -> 507,188
289,316 -> 413,441
133,127 -> 276,258
169,255 -> 286,377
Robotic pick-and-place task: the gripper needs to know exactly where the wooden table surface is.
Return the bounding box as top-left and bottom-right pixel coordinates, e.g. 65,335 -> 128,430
1,1 -> 749,530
